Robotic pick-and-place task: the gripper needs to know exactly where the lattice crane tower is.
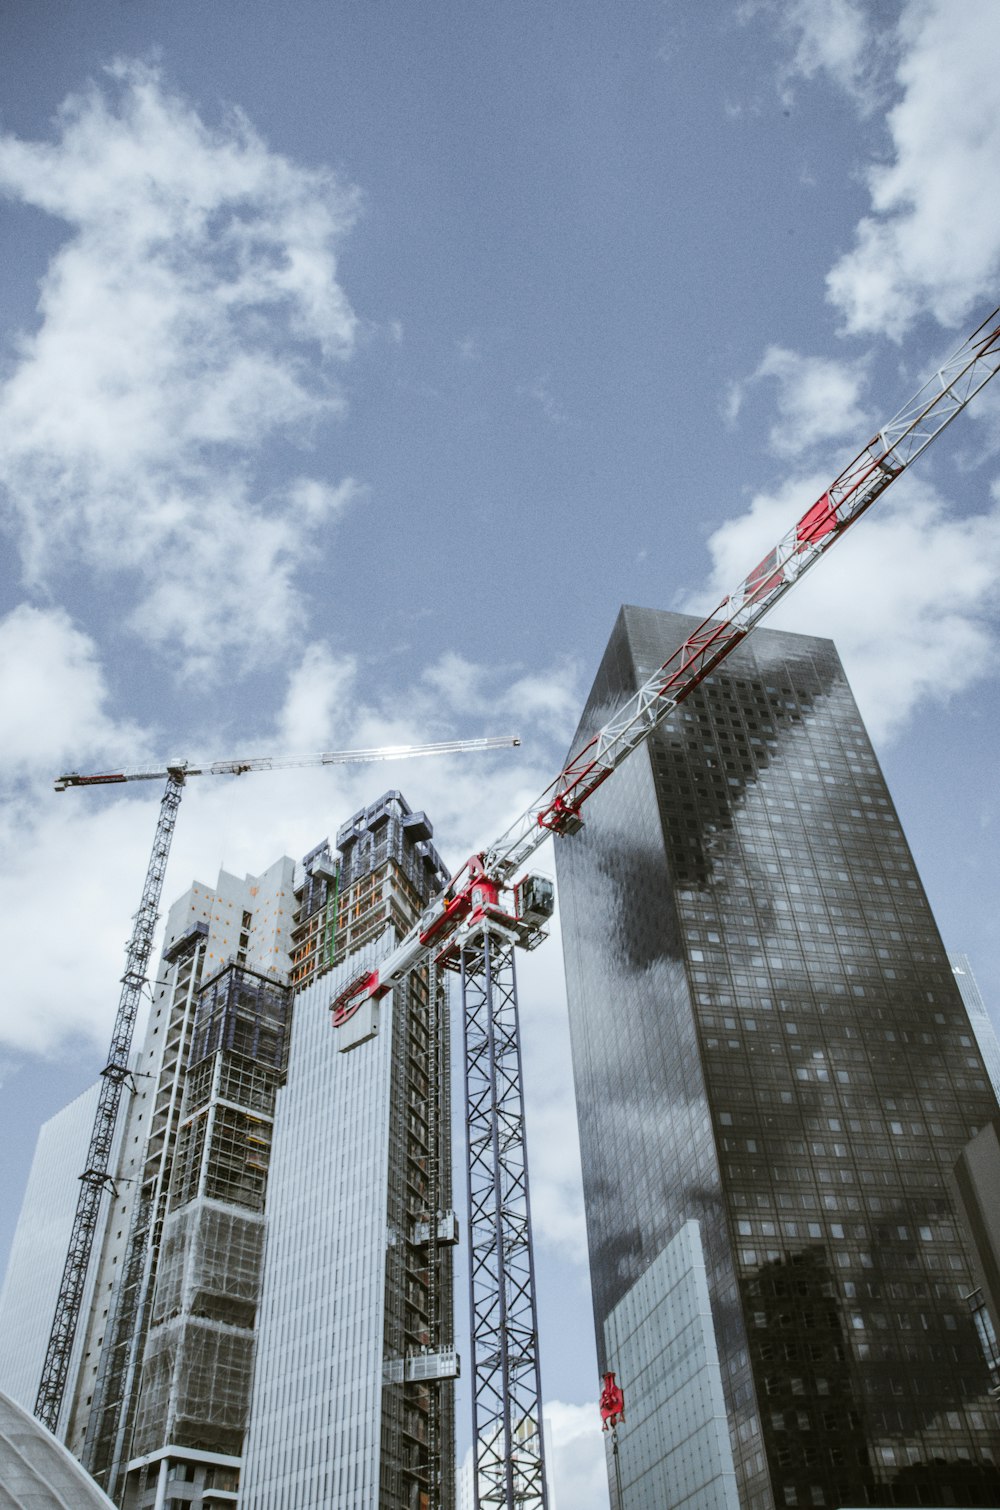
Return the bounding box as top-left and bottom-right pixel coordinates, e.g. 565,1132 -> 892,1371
35,735 -> 519,1434
329,307 -> 1000,1510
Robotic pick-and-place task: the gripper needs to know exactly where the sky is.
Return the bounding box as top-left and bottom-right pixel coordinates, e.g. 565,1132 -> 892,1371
1,2 -> 1000,1505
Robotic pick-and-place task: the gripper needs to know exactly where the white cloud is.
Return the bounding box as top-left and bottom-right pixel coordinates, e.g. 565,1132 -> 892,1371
422,652 -> 581,745
742,0 -> 877,109
126,477 -> 359,668
458,1405 -> 610,1510
518,374 -> 573,427
0,60 -> 361,671
516,871 -> 589,1262
825,0 -> 1000,337
0,792 -> 161,1055
0,603 -> 150,780
274,641 -> 359,752
0,638 -> 581,1057
684,470 -> 1000,743
543,1400 -> 612,1510
727,346 -> 869,459
779,0 -> 873,102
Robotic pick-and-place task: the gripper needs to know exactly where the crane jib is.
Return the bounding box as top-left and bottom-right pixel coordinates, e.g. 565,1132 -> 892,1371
392,304 -> 1000,922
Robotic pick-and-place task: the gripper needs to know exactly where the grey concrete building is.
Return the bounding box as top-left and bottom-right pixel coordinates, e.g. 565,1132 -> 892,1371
952,1116 -> 1000,1394
239,792 -> 457,1510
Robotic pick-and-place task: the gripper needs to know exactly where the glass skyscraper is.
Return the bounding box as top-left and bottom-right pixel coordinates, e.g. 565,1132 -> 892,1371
555,605 -> 1000,1510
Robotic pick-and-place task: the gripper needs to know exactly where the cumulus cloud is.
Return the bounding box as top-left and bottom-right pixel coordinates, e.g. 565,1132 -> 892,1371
726,346 -> 870,459
776,0 -> 875,104
422,651 -> 581,745
515,871 -> 589,1262
543,1400 -> 611,1510
0,636 -> 581,1043
274,641 -> 359,752
683,470 -> 1000,743
0,60 -> 361,671
0,793 -> 161,1055
824,0 -> 1000,337
0,603 -> 151,780
722,0 -> 1000,756
458,1405 -> 610,1510
740,0 -> 881,111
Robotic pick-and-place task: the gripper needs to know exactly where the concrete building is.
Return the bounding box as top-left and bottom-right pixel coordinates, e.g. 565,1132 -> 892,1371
81,852 -> 296,1507
1,789 -> 455,1510
951,1116 -> 1000,1395
556,606 -> 1000,1509
239,792 -> 457,1510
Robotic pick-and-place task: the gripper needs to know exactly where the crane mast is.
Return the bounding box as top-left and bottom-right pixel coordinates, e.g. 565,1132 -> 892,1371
330,305 -> 1000,1510
36,734 -> 519,1437
35,773 -> 185,1434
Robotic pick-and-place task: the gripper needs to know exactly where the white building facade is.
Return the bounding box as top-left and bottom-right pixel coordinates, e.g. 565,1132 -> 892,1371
240,793 -> 456,1510
0,1078 -> 108,1427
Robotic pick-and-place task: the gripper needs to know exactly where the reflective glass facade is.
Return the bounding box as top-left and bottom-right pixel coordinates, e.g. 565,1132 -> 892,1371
603,1220 -> 739,1510
556,606 -> 1000,1510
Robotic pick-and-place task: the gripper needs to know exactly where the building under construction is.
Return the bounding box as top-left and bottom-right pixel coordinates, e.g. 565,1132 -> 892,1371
14,790 -> 454,1509
240,794 -> 457,1510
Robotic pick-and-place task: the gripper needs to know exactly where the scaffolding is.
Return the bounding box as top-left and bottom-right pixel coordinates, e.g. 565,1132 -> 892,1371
303,791 -> 457,1510
85,923 -> 207,1498
96,960 -> 291,1506
131,1201 -> 266,1457
380,956 -> 456,1510
86,795 -> 456,1509
187,964 -> 290,1073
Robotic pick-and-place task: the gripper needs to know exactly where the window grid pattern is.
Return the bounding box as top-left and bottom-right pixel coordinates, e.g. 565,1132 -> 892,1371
557,606 -> 1000,1510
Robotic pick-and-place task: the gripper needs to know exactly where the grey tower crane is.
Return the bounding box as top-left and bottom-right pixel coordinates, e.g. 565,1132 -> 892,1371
35,734 -> 519,1435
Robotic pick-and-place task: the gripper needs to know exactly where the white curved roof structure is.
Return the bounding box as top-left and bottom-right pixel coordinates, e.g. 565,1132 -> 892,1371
0,1388 -> 115,1508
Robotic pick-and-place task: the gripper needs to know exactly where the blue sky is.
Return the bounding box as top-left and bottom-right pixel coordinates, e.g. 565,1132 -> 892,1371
1,3 -> 999,1503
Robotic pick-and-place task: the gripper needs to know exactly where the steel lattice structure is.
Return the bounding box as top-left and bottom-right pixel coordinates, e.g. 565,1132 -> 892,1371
461,927 -> 547,1510
329,305 -> 1000,1509
39,735 -> 516,1438
35,771 -> 185,1432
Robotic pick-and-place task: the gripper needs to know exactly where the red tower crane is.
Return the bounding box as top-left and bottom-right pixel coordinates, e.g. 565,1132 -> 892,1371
34,734 -> 519,1435
330,306 -> 1000,1510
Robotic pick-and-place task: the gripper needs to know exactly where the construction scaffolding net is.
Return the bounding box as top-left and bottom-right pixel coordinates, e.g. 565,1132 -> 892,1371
132,1201 -> 265,1457
187,965 -> 290,1072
